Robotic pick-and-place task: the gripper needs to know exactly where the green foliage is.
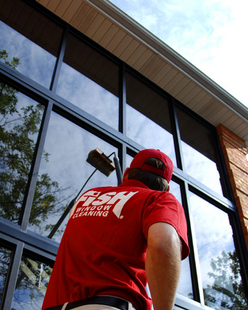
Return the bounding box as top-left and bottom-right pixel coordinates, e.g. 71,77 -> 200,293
0,50 -> 65,232
204,251 -> 248,309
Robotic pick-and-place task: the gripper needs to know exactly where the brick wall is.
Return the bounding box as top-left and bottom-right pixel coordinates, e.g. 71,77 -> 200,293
217,124 -> 248,250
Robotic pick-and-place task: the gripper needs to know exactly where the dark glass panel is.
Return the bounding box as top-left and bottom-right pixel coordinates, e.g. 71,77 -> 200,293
28,112 -> 119,242
0,79 -> 44,224
176,106 -> 222,195
189,192 -> 248,308
56,33 -> 119,130
126,73 -> 176,166
0,245 -> 12,305
11,254 -> 53,310
0,0 -> 63,88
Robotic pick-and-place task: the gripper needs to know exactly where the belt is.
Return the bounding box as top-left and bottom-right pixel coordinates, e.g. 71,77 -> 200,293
45,296 -> 136,310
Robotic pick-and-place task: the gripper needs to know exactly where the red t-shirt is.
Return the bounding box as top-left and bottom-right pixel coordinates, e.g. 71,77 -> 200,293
42,180 -> 189,310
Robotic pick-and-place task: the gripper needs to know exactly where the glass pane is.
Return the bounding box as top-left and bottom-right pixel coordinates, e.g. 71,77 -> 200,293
170,182 -> 192,299
0,246 -> 12,305
11,254 -> 53,310
176,106 -> 223,195
126,73 -> 176,166
189,192 -> 248,308
56,34 -> 119,130
0,79 -> 44,223
28,112 -> 119,242
0,0 -> 63,88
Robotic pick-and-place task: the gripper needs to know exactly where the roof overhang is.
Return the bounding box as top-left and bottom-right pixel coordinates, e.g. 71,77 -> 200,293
36,0 -> 248,147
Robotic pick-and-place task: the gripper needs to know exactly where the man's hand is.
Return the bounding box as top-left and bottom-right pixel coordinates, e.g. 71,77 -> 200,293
146,222 -> 181,310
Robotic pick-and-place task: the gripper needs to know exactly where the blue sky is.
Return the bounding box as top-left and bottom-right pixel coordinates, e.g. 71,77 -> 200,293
109,0 -> 248,108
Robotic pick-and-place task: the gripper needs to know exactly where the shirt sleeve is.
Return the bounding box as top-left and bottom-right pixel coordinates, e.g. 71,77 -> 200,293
142,192 -> 190,260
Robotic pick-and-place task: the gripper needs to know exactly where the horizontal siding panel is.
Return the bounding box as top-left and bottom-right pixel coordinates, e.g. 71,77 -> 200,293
120,40 -> 141,65
106,28 -> 127,52
92,18 -> 112,43
113,34 -> 133,57
62,0 -> 85,23
37,0 -> 50,7
159,68 -> 179,89
71,3 -> 91,28
176,81 -> 196,101
78,8 -> 98,33
99,23 -> 119,47
85,13 -> 105,38
181,85 -> 202,105
135,49 -> 154,71
188,90 -> 210,110
125,43 -> 146,64
163,72 -> 184,93
170,77 -> 191,97
144,57 -> 167,80
140,54 -> 161,77
153,63 -> 172,84
47,0 -> 61,12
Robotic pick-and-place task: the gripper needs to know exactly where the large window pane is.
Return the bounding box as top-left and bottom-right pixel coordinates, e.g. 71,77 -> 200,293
56,34 -> 119,130
189,192 -> 248,308
126,73 -> 176,166
176,106 -> 223,195
11,254 -> 52,310
27,112 -> 119,242
0,245 -> 12,305
0,0 -> 63,88
0,79 -> 44,224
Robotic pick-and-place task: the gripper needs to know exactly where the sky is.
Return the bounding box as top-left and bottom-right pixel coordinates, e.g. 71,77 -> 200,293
109,0 -> 248,108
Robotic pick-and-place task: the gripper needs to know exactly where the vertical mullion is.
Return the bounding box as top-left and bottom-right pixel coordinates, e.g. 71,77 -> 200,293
181,181 -> 204,305
1,241 -> 23,310
119,63 -> 126,135
19,101 -> 53,229
169,97 -> 184,170
50,24 -> 69,93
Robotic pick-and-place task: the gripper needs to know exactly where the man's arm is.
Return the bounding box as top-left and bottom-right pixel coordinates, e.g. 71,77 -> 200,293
146,222 -> 181,310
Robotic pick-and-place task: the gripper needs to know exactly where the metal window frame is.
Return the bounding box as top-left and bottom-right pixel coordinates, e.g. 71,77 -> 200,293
0,0 -> 248,309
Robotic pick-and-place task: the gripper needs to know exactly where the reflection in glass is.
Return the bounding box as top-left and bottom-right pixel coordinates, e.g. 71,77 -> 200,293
189,192 -> 248,308
0,0 -> 63,88
0,21 -> 57,88
126,74 -> 176,166
0,246 -> 12,304
57,34 -> 119,130
0,79 -> 44,224
28,112 -> 119,242
170,182 -> 192,298
175,106 -> 222,195
11,255 -> 52,310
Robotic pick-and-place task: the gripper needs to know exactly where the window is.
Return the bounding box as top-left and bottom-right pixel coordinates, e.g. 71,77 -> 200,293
175,106 -> 223,195
0,0 -> 63,88
11,253 -> 53,310
0,244 -> 13,305
56,33 -> 119,130
126,73 -> 176,165
0,79 -> 45,224
27,111 -> 119,242
189,192 -> 248,308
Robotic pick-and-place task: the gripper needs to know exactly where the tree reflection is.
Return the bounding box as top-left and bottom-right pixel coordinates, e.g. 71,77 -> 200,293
0,50 -> 66,235
204,251 -> 248,309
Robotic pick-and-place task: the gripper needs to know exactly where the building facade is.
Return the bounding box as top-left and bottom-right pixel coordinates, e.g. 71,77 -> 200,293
0,0 -> 248,309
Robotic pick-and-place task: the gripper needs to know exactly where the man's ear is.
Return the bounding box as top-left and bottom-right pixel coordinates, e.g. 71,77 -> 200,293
122,168 -> 130,182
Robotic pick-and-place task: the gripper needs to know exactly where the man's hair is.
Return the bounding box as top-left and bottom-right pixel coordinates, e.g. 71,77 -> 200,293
128,157 -> 169,191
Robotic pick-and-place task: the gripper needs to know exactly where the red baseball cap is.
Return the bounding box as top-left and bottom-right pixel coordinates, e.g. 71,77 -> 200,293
130,149 -> 173,183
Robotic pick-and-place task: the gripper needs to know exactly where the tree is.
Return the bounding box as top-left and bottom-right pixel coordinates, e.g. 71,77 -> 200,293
0,49 -> 70,308
0,49 -> 67,234
204,250 -> 248,309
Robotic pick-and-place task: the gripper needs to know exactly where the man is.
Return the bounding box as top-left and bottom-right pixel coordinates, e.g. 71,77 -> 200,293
42,149 -> 190,310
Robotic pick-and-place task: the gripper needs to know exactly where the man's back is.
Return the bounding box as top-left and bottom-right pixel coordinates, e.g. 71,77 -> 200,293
42,179 -> 188,310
